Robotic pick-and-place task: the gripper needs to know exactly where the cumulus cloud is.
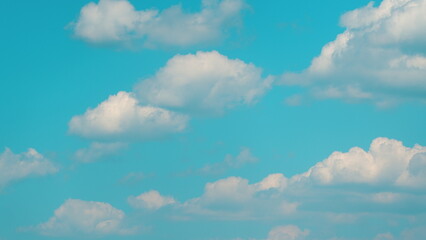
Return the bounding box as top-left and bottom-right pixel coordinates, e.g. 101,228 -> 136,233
292,137 -> 426,187
74,142 -> 127,163
0,148 -> 58,188
128,190 -> 176,210
36,199 -> 136,236
135,51 -> 273,114
71,0 -> 245,47
180,174 -> 294,219
266,225 -> 310,240
69,91 -> 188,140
161,137 -> 426,221
69,52 -> 269,140
282,0 -> 426,105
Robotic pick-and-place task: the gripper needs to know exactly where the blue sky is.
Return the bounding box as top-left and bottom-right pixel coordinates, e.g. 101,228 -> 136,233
1,0 -> 426,239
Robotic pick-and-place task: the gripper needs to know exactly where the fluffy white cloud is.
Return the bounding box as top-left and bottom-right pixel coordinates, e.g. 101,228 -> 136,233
0,148 -> 58,188
202,176 -> 255,203
128,190 -> 176,210
36,199 -> 136,236
292,137 -> 426,187
282,0 -> 426,105
69,91 -> 188,140
267,225 -> 310,240
72,0 -> 245,47
74,142 -> 127,163
135,51 -> 273,114
70,52 -> 269,140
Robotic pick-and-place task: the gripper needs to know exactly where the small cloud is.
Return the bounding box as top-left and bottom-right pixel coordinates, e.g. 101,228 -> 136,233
0,148 -> 58,189
74,142 -> 127,163
267,225 -> 310,240
198,147 -> 258,176
128,190 -> 176,210
69,91 -> 188,140
284,94 -> 303,106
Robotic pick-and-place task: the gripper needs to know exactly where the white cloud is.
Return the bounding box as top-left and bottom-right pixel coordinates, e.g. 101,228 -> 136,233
74,142 -> 127,163
266,225 -> 310,240
128,190 -> 176,210
292,137 -> 426,187
167,137 -> 426,221
202,176 -> 255,203
72,0 -> 245,47
36,199 -> 136,236
68,91 -> 188,140
69,52 -> 269,141
135,51 -> 273,115
180,174 -> 293,219
0,148 -> 58,188
255,173 -> 287,192
282,0 -> 426,105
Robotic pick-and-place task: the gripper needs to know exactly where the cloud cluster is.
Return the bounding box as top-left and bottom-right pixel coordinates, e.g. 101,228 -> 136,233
69,52 -> 270,141
0,148 -> 58,188
141,137 -> 426,221
29,137 -> 426,238
282,0 -> 426,106
36,199 -> 136,236
72,0 -> 245,47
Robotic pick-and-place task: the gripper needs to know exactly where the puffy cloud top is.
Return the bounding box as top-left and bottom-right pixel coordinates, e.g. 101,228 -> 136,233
294,137 -> 426,187
69,91 -> 188,140
128,190 -> 176,210
36,199 -> 136,236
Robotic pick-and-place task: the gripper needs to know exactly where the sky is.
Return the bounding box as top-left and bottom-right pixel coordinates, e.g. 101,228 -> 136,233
1,0 -> 426,239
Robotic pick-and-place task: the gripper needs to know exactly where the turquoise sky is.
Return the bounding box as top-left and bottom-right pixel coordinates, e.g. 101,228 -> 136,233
1,0 -> 426,239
